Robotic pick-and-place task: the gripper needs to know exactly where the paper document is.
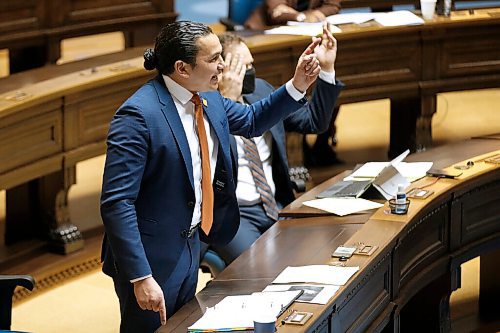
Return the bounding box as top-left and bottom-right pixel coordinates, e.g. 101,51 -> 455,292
345,162 -> 433,182
188,290 -> 302,332
303,197 -> 383,216
265,23 -> 341,36
272,265 -> 359,285
374,10 -> 424,26
326,12 -> 376,25
263,284 -> 339,304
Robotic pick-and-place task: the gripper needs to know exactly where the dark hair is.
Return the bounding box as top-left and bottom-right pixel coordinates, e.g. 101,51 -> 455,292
143,21 -> 213,75
218,32 -> 244,58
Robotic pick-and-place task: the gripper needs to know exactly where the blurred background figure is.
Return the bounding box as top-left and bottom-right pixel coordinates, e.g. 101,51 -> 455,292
245,0 -> 342,30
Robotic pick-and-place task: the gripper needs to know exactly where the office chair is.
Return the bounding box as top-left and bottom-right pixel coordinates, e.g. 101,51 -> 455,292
199,169 -> 310,278
220,0 -> 263,30
0,275 -> 35,332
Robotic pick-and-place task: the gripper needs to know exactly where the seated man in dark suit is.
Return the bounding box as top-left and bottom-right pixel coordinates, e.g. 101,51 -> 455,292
212,24 -> 343,264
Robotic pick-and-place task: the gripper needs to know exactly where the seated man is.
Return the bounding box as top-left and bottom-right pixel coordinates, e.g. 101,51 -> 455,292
212,24 -> 343,264
245,0 -> 342,30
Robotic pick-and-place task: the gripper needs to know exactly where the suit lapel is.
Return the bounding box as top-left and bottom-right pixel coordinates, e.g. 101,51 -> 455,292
200,93 -> 231,171
153,76 -> 194,189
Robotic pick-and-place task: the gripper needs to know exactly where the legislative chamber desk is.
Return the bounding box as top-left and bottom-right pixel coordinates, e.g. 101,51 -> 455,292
1,9 -> 499,263
0,1 -> 176,73
160,138 -> 500,333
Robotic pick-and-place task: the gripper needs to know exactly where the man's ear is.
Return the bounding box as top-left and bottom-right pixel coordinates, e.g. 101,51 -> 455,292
174,60 -> 191,79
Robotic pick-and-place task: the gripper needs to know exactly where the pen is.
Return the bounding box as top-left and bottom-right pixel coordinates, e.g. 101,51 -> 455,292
281,310 -> 296,325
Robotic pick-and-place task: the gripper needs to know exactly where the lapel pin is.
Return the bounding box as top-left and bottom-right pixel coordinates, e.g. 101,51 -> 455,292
202,98 -> 208,107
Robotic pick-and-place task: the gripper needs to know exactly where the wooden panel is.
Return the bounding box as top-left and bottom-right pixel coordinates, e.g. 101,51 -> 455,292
394,202 -> 450,291
0,156 -> 62,190
64,76 -> 144,150
457,179 -> 500,246
336,31 -> 421,88
61,0 -> 161,25
0,1 -> 43,35
0,104 -> 62,175
333,252 -> 391,333
438,24 -> 500,78
253,48 -> 296,88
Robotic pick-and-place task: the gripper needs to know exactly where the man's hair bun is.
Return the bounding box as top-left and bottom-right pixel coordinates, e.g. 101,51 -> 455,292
143,48 -> 156,70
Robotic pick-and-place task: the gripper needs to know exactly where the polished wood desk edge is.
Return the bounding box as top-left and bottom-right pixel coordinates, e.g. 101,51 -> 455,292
0,47 -> 147,93
0,57 -> 148,117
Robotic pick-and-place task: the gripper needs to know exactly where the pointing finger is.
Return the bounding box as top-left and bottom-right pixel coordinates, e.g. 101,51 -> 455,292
303,37 -> 321,56
159,297 -> 167,325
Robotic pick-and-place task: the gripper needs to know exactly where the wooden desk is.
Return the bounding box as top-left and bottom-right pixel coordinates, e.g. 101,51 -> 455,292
1,9 -> 499,254
243,8 -> 500,157
0,1 -> 176,73
0,49 -> 153,254
162,139 -> 500,332
159,217 -> 364,332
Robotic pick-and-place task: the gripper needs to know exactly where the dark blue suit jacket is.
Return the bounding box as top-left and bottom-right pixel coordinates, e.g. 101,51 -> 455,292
100,75 -> 306,283
231,77 -> 343,206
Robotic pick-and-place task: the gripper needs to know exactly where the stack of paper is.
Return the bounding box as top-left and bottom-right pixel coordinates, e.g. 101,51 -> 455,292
264,23 -> 341,36
302,197 -> 383,216
326,12 -> 376,25
188,290 -> 301,332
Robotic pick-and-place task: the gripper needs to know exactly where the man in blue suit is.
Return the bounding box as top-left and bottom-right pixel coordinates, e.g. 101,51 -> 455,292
211,24 -> 343,264
100,21 -> 322,332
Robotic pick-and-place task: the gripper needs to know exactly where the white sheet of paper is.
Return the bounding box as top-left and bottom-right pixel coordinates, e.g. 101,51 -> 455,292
395,162 -> 433,182
344,161 -> 433,182
272,265 -> 359,285
374,10 -> 424,26
345,162 -> 389,180
326,12 -> 376,25
263,284 -> 340,304
265,24 -> 341,36
302,198 -> 383,216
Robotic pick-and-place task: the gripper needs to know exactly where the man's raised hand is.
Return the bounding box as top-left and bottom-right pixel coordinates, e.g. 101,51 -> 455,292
292,37 -> 322,93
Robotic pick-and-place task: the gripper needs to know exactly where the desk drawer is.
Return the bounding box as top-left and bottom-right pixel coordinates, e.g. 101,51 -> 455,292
332,252 -> 391,333
454,178 -> 500,247
0,105 -> 62,175
64,76 -> 144,150
429,24 -> 500,79
393,201 -> 449,294
0,2 -> 42,36
336,31 -> 420,88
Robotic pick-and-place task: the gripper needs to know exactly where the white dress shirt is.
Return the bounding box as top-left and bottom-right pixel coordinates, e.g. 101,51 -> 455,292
163,75 -> 218,229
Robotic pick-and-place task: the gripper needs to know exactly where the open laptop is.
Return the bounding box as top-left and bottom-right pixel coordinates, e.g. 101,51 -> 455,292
316,149 -> 410,199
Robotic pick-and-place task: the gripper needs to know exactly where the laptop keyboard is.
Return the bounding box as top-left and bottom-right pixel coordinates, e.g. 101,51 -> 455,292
317,180 -> 371,198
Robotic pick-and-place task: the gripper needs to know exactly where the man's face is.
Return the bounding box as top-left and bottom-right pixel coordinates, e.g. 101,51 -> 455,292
187,33 -> 224,92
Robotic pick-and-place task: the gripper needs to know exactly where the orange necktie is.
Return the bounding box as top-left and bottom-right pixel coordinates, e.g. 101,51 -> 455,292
191,94 -> 213,235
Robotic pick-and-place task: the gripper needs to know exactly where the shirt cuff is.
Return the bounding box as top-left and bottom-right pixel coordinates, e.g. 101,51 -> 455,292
285,80 -> 307,101
319,70 -> 336,85
130,274 -> 152,283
